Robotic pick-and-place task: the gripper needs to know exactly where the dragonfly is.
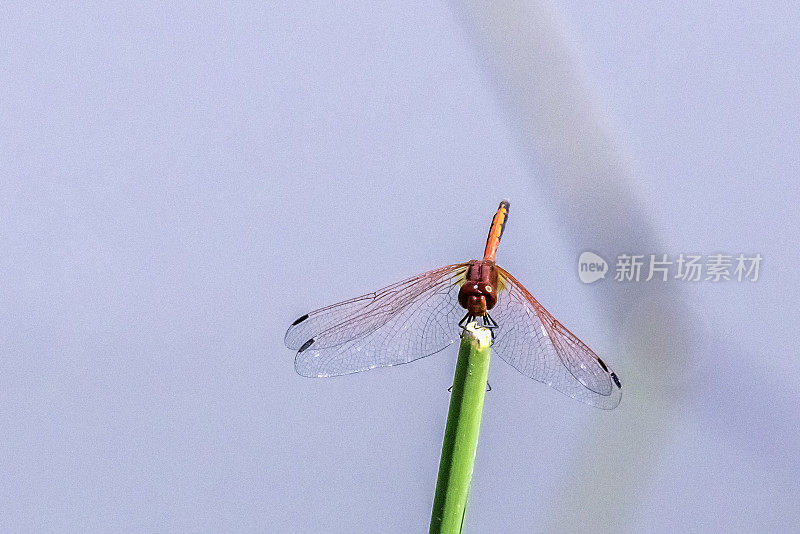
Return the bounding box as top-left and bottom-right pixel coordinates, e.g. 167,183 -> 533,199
285,200 -> 621,409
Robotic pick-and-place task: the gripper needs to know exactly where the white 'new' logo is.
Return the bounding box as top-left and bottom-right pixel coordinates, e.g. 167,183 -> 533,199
578,252 -> 608,284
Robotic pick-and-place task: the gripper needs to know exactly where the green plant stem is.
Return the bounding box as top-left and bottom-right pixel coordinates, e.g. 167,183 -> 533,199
429,323 -> 492,534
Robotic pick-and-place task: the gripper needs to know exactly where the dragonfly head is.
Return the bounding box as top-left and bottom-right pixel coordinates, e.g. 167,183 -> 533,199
458,281 -> 497,315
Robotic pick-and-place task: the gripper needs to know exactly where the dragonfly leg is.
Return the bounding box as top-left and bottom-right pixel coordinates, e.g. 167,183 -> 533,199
459,312 -> 498,339
459,312 -> 482,338
448,382 -> 492,393
458,312 -> 475,328
481,312 -> 499,339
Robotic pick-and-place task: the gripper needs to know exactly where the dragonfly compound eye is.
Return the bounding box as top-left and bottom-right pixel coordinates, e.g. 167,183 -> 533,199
482,284 -> 498,310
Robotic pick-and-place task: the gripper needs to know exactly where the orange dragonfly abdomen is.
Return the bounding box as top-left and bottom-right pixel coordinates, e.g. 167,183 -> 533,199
482,199 -> 510,262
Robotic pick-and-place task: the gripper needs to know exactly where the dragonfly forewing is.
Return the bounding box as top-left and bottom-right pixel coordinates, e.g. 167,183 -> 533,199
285,264 -> 469,377
491,266 -> 622,409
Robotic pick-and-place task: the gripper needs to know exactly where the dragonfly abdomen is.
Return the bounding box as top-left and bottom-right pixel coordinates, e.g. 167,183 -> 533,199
483,200 -> 510,262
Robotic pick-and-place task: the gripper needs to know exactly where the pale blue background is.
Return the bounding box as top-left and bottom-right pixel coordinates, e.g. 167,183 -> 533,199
2,2 -> 798,532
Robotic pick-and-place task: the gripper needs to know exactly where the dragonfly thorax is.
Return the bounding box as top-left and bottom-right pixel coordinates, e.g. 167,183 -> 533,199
458,260 -> 498,316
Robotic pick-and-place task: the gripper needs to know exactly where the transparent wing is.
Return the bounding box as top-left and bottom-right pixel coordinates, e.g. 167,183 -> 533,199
492,266 -> 622,409
285,263 -> 470,377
